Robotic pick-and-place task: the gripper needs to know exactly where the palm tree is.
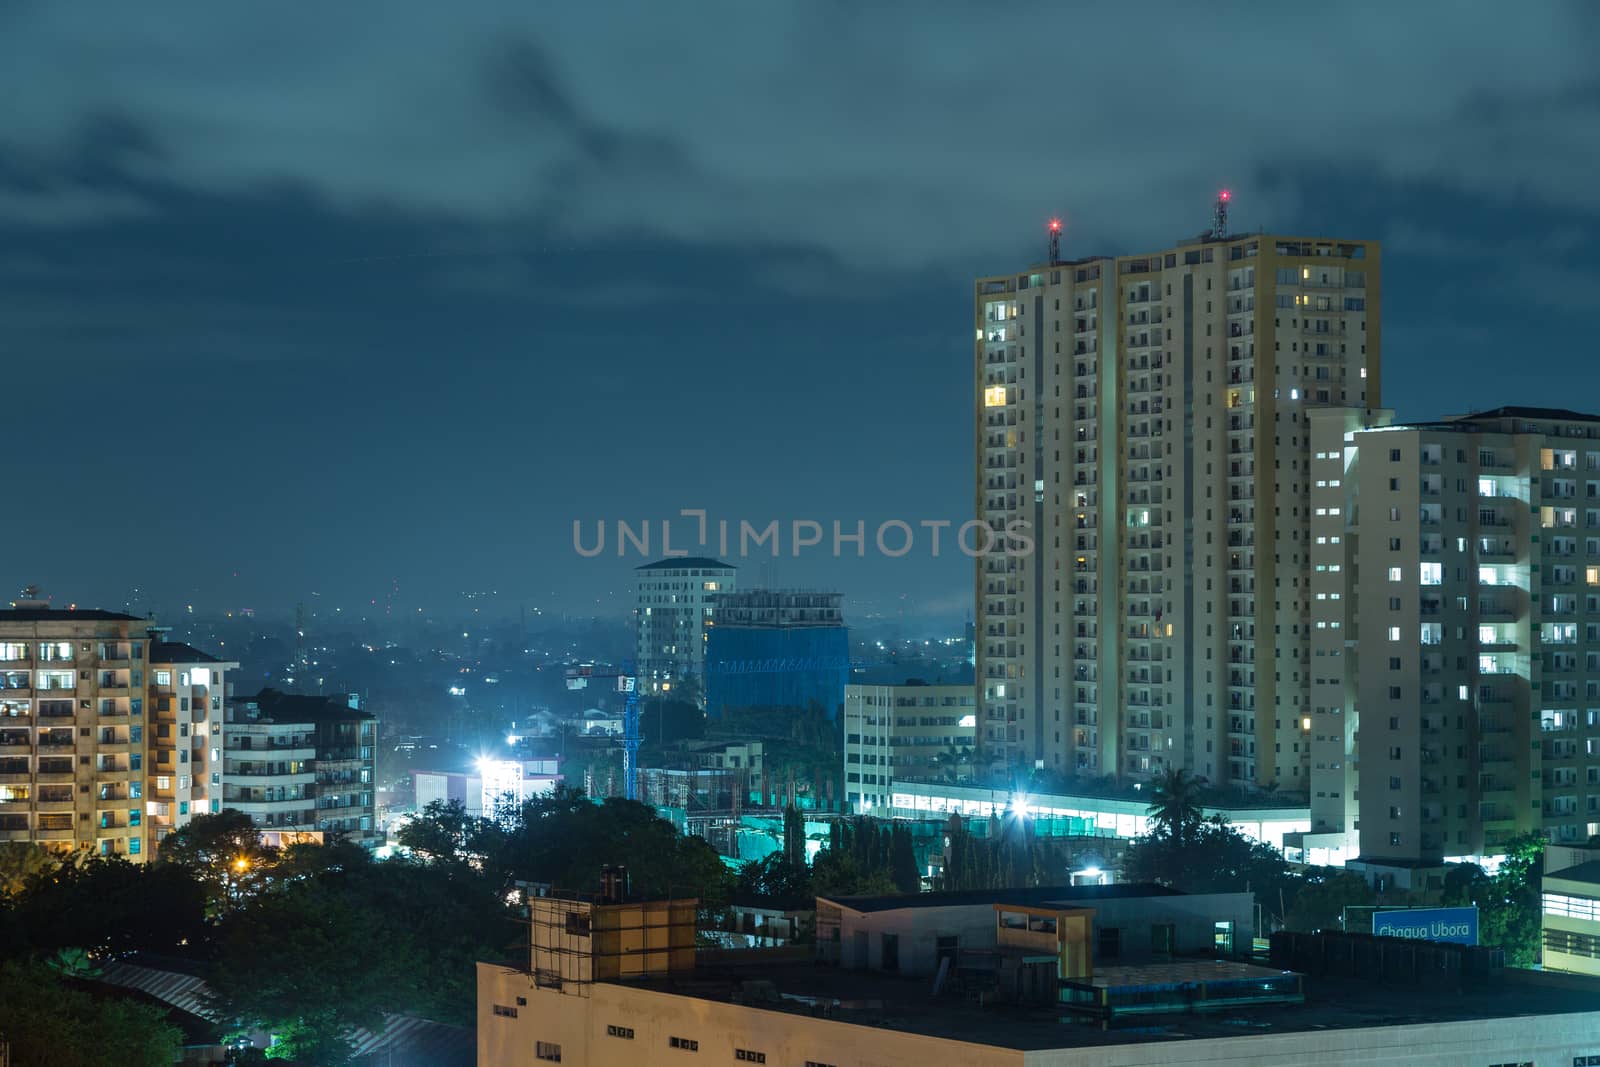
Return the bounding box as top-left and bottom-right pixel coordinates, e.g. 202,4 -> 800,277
1146,768 -> 1207,843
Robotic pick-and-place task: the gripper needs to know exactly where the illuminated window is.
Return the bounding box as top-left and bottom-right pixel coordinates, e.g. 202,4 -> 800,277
984,385 -> 1007,408
1420,562 -> 1443,585
1388,626 -> 1401,641
1387,567 -> 1403,582
1587,566 -> 1600,585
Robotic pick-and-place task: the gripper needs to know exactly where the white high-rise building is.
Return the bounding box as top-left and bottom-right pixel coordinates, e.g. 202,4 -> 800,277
634,557 -> 736,702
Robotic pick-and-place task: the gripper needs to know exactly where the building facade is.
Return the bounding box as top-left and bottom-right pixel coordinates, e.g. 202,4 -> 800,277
976,231 -> 1380,790
223,689 -> 378,847
0,605 -> 154,859
147,640 -> 237,845
1543,859 -> 1600,976
843,681 -> 976,814
1307,406 -> 1600,868
635,557 -> 736,702
704,591 -> 849,720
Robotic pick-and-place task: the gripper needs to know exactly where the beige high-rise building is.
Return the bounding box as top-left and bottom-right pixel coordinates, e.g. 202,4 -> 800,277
0,601 -> 154,860
1309,406 -> 1600,870
975,229 -> 1380,790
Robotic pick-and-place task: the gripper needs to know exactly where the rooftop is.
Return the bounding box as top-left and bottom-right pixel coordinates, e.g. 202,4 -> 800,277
149,641 -> 229,665
232,688 -> 373,724
0,608 -> 144,622
1457,405 -> 1600,424
636,557 -> 734,571
821,882 -> 1180,914
632,958 -> 1600,1053
1548,860 -> 1600,885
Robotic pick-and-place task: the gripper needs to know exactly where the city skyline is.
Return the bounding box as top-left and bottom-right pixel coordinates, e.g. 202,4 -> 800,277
3,5 -> 1599,618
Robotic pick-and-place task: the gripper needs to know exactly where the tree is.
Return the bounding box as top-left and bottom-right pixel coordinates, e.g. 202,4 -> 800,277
0,960 -> 181,1066
1,858 -> 207,960
157,809 -> 274,911
1124,815 -> 1295,921
890,824 -> 921,894
0,842 -> 65,897
1441,832 -> 1545,967
1285,869 -> 1375,933
474,788 -> 733,911
735,853 -> 812,907
782,804 -> 806,868
397,799 -> 483,865
1146,768 -> 1207,843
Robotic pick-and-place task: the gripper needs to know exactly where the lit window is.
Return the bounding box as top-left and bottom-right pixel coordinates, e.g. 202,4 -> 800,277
1388,627 -> 1401,641
984,385 -> 1007,408
1388,567 -> 1403,582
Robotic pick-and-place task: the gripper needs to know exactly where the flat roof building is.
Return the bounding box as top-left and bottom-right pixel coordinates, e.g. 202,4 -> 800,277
479,891 -> 1600,1067
224,688 -> 378,848
843,680 -> 975,815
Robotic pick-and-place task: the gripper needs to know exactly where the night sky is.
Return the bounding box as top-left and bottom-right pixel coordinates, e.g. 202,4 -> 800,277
3,5 -> 1597,624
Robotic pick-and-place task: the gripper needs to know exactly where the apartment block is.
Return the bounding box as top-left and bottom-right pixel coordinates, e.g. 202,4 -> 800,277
1310,407 -> 1600,869
223,688 -> 378,847
0,604 -> 153,859
844,681 -> 977,814
635,557 -> 736,702
976,231 -> 1379,789
148,639 -> 237,844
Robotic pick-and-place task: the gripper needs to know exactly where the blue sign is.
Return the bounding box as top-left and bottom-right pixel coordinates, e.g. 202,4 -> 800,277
1372,906 -> 1479,945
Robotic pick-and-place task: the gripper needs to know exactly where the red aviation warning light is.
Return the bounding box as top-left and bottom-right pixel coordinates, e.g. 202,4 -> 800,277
1048,217 -> 1063,232
1047,217 -> 1063,264
1212,189 -> 1231,240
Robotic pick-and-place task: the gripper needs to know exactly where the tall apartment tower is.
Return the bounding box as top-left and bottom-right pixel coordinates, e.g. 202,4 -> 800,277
975,229 -> 1380,790
1310,407 -> 1600,870
634,557 -> 736,703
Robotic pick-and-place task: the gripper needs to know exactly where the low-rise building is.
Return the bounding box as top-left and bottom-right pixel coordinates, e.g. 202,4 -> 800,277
479,889 -> 1600,1067
1543,860 -> 1600,976
886,779 -> 1310,853
223,688 -> 378,847
844,681 -> 976,815
815,884 -> 1252,975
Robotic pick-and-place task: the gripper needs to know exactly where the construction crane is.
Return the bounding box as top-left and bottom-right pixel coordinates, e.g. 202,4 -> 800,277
565,662 -> 641,802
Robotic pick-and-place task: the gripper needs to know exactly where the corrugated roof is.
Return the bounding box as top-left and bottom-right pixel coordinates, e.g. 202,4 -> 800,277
97,959 -> 472,1065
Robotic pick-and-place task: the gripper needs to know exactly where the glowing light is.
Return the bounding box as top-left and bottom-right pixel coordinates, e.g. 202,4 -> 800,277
1048,218 -> 1062,233
1219,189 -> 1231,202
233,856 -> 250,872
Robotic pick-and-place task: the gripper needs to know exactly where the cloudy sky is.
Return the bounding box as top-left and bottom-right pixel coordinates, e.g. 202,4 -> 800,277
2,3 -> 1597,623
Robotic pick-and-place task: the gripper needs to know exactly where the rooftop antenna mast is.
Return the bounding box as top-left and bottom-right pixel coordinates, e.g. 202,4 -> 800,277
1047,218 -> 1063,265
1211,189 -> 1231,241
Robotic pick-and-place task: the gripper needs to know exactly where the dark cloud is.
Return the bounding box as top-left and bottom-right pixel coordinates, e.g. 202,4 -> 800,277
0,3 -> 1597,621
